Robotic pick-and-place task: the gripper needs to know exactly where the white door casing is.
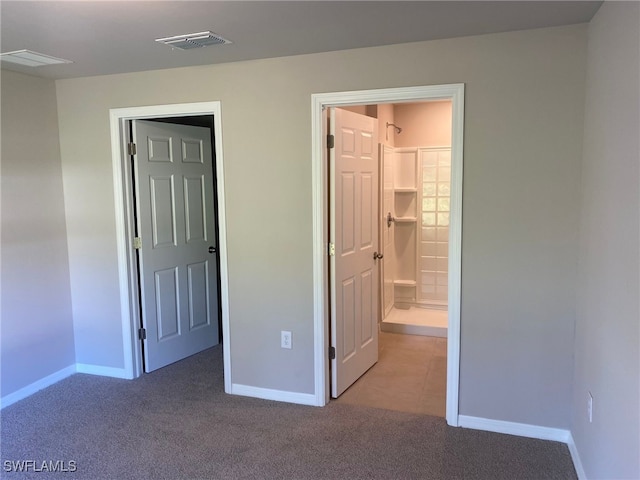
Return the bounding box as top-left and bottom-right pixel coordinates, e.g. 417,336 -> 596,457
133,120 -> 219,372
312,85 -> 464,428
330,108 -> 379,398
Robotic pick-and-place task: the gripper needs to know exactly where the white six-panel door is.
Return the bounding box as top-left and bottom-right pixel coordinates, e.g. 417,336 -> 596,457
330,108 -> 379,398
132,120 -> 219,372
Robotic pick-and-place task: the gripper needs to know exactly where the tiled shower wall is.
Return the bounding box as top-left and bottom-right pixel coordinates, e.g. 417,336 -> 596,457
419,148 -> 451,305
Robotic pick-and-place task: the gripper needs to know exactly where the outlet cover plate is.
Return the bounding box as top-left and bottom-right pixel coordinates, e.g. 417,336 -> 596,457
281,331 -> 292,349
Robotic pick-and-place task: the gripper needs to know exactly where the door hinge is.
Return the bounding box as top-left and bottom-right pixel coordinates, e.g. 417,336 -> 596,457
127,142 -> 137,156
329,346 -> 336,360
133,237 -> 142,250
328,242 -> 335,256
327,134 -> 335,149
138,328 -> 146,340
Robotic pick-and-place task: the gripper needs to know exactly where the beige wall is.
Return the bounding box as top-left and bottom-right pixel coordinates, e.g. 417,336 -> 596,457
1,70 -> 75,396
394,101 -> 452,148
341,105 -> 368,116
55,24 -> 586,426
377,103 -> 396,146
572,2 -> 640,478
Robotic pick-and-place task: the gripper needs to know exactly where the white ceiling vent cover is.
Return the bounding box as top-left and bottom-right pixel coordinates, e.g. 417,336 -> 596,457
0,50 -> 73,67
155,31 -> 232,50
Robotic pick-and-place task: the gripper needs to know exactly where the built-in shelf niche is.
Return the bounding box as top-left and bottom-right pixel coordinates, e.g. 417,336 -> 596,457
394,279 -> 416,286
393,148 -> 418,299
395,191 -> 416,220
394,149 -> 418,189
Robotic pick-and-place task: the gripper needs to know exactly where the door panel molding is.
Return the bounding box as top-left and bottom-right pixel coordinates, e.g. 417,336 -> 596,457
330,107 -> 379,398
109,102 -> 231,393
311,85 -> 464,427
133,120 -> 219,371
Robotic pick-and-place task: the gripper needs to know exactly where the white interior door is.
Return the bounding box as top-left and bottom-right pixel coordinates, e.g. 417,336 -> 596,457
132,120 -> 219,372
381,144 -> 395,318
330,108 -> 379,398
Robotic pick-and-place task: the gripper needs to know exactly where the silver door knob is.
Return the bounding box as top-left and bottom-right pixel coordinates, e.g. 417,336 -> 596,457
208,246 -> 217,254
373,252 -> 383,260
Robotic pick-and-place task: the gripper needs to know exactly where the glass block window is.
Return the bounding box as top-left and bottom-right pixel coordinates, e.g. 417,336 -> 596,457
419,149 -> 451,304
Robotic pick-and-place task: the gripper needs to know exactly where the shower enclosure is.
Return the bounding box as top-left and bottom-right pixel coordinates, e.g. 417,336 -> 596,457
380,145 -> 451,336
340,100 -> 453,337
383,146 -> 450,307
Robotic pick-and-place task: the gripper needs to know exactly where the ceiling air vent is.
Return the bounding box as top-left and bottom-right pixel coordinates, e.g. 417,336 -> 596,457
155,31 -> 232,50
0,49 -> 73,67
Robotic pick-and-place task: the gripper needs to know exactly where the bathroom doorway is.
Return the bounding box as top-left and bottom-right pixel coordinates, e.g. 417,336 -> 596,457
335,100 -> 453,417
312,84 -> 464,426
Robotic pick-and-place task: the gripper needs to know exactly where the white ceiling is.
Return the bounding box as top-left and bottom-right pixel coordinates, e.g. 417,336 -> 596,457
0,1 -> 602,80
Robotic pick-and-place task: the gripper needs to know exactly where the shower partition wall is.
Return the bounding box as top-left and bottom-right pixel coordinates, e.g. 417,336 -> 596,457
392,148 -> 419,306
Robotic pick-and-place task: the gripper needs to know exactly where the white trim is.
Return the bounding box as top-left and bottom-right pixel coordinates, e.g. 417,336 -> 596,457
446,85 -> 464,427
0,365 -> 76,409
109,102 -> 231,393
212,111 -> 233,395
458,415 -> 571,443
311,84 -> 465,421
231,384 -> 317,406
110,113 -> 138,379
75,364 -> 130,378
311,98 -> 328,406
460,415 -> 586,478
567,433 -> 587,479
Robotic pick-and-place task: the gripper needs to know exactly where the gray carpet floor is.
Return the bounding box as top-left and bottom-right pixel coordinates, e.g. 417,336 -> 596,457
1,346 -> 577,480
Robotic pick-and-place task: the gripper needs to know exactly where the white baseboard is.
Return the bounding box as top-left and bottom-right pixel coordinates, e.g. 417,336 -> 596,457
0,364 -> 76,409
1,363 -> 133,409
458,415 -> 571,443
75,363 -> 130,379
458,415 -> 586,478
231,383 -> 317,406
566,432 -> 587,479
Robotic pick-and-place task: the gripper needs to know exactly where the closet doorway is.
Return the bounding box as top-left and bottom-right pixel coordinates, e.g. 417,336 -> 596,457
109,101 -> 231,387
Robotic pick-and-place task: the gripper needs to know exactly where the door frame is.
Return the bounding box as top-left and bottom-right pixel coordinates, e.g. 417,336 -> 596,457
109,102 -> 231,392
311,85 -> 464,426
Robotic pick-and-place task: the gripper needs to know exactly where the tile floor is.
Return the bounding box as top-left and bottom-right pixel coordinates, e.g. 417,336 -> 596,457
334,331 -> 447,417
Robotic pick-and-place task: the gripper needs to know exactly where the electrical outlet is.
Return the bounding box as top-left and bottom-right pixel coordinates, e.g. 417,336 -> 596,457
588,392 -> 593,423
281,331 -> 292,349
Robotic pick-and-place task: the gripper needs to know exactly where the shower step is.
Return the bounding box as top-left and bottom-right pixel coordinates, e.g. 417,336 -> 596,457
381,321 -> 447,338
381,306 -> 448,338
